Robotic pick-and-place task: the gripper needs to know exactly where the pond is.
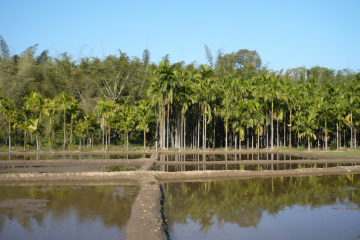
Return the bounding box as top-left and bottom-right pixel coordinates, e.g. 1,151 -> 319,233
156,163 -> 355,172
159,153 -> 315,162
0,165 -> 142,174
162,174 -> 360,240
0,184 -> 140,240
0,154 -> 151,161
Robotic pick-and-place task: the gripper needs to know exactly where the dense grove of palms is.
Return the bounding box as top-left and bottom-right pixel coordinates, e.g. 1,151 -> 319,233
0,36 -> 359,151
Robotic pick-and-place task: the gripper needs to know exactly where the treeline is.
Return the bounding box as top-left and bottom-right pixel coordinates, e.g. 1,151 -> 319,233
0,35 -> 359,151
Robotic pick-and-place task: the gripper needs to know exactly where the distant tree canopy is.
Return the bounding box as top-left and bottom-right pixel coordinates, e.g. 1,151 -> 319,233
0,36 -> 359,152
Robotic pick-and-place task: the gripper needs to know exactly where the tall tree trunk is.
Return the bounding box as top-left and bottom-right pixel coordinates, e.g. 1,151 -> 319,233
102,119 -> 105,150
350,113 -> 353,147
70,119 -> 73,145
8,122 -> 11,152
308,137 -> 310,151
63,110 -> 66,150
225,123 -> 228,151
24,132 -> 26,152
325,120 -> 328,149
213,116 -> 216,149
127,132 -> 129,150
239,131 -> 241,150
337,123 -> 339,150
257,128 -> 260,149
283,111 -> 286,147
271,102 -> 274,150
276,111 -> 279,148
167,103 -> 170,150
247,128 -> 249,149
184,113 -> 186,150
144,130 -> 146,150
197,112 -> 200,149
251,129 -> 254,149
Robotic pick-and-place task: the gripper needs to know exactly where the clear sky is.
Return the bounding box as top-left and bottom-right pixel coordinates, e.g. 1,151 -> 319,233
1,0 -> 359,71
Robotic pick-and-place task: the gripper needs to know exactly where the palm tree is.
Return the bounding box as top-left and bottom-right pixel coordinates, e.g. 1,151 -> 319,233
96,99 -> 115,150
67,100 -> 81,145
261,74 -> 286,150
0,99 -> 17,151
297,108 -> 318,151
55,92 -> 74,150
43,98 -> 57,148
153,61 -> 177,149
135,99 -> 153,150
75,118 -> 86,151
18,119 -> 36,152
196,65 -> 215,150
117,98 -> 135,150
25,92 -> 45,150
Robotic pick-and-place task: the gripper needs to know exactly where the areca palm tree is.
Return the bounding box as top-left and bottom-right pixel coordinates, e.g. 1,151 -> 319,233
135,99 -> 154,150
96,99 -> 115,150
55,92 -> 75,150
67,100 -> 81,145
25,92 -> 45,150
261,74 -> 287,150
195,65 -> 215,150
18,119 -> 36,152
296,108 -> 318,151
43,98 -> 57,147
153,61 -> 177,149
117,98 -> 135,150
0,99 -> 18,151
75,118 -> 86,150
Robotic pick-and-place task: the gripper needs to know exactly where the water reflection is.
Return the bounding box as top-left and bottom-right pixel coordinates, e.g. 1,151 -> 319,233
159,153 -> 313,162
163,175 -> 360,240
156,163 -> 355,172
0,184 -> 140,239
0,154 -> 151,161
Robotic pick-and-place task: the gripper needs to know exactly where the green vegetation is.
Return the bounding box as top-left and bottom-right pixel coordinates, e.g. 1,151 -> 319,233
0,37 -> 359,152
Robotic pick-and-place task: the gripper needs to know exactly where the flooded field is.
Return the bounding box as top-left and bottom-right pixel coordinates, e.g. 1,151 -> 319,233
0,154 -> 151,161
156,163 -> 356,172
0,165 -> 142,174
0,184 -> 140,240
159,153 -> 315,162
162,174 -> 360,240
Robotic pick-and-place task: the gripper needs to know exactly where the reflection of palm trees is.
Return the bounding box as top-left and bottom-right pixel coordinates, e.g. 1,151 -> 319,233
164,175 -> 360,233
0,185 -> 140,234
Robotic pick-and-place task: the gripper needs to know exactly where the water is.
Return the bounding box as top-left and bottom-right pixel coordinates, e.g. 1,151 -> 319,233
0,154 -> 151,161
0,165 -> 142,174
156,163 -> 355,172
162,175 -> 360,240
0,184 -> 140,239
159,153 -> 314,162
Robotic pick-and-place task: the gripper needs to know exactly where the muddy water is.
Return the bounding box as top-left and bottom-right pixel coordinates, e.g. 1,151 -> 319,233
156,163 -> 356,172
162,174 -> 360,240
0,184 -> 140,240
159,153 -> 314,162
0,165 -> 142,174
0,154 -> 151,161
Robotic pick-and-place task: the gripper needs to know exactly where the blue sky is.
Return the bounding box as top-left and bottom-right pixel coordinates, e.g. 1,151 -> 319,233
1,0 -> 359,71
